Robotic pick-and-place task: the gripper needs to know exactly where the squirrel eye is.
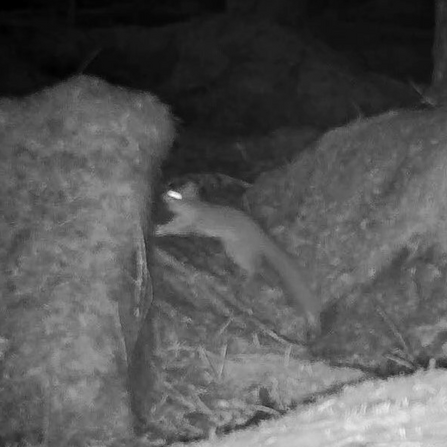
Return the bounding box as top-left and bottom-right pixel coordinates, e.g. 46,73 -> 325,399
166,190 -> 183,200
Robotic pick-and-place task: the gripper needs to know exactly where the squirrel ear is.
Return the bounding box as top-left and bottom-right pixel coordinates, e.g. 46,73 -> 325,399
178,182 -> 200,199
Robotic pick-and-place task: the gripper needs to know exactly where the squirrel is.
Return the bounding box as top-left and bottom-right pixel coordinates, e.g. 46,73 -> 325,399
155,182 -> 321,336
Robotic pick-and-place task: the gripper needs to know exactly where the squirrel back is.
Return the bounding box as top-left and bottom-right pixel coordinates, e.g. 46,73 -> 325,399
156,182 -> 321,333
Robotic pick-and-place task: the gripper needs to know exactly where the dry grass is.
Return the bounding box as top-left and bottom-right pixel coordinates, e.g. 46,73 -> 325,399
180,369 -> 447,447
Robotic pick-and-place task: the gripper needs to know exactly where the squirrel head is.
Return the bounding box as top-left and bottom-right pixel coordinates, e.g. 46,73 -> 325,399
156,182 -> 201,236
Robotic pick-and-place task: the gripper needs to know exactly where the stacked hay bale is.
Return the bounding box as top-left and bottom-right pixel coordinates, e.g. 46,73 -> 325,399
0,76 -> 174,445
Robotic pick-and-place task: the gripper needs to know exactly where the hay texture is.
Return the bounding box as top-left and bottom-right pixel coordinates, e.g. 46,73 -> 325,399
0,76 -> 174,445
248,107 -> 447,362
180,369 -> 447,447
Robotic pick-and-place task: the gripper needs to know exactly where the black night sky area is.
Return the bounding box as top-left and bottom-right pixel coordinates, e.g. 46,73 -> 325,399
0,0 -> 435,28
